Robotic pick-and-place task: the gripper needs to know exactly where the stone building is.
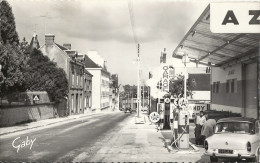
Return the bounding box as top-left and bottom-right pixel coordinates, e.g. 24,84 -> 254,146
40,34 -> 90,115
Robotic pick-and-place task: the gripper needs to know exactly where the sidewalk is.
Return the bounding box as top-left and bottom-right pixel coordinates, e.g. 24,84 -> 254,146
0,110 -> 114,136
85,113 -> 208,162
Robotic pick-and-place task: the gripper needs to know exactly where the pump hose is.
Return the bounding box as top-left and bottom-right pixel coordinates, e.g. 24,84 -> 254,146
171,123 -> 188,147
170,115 -> 179,149
170,119 -> 179,149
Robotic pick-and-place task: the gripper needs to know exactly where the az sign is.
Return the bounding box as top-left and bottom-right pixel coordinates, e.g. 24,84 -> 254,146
210,2 -> 260,33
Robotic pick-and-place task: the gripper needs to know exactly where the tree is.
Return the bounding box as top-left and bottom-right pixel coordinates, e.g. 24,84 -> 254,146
169,74 -> 193,98
23,49 -> 68,102
0,0 -> 19,45
0,0 -> 28,97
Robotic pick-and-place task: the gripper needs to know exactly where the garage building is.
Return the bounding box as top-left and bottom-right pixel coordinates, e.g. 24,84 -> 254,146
173,5 -> 260,119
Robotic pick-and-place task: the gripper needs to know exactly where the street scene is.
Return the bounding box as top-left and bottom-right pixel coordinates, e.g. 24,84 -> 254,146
0,0 -> 260,162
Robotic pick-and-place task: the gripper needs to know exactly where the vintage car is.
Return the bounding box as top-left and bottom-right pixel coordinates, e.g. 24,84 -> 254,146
124,107 -> 132,114
204,117 -> 260,162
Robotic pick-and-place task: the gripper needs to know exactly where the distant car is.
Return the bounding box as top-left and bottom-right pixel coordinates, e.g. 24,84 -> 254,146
141,107 -> 148,112
124,107 -> 132,114
204,117 -> 260,162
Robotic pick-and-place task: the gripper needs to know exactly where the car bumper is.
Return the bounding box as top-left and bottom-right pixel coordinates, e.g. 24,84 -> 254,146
205,151 -> 256,159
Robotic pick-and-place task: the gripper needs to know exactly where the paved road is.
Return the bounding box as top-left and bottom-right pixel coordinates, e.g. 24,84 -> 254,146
0,112 -> 130,162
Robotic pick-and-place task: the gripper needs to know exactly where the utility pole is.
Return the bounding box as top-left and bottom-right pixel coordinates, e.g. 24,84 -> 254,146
127,93 -> 129,107
142,81 -> 144,108
148,86 -> 150,114
137,43 -> 141,117
117,84 -> 121,111
182,53 -> 190,99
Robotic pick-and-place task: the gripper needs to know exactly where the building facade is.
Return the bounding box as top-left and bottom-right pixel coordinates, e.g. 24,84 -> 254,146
172,5 -> 260,119
211,59 -> 258,118
83,70 -> 93,113
84,55 -> 111,112
40,34 -> 91,115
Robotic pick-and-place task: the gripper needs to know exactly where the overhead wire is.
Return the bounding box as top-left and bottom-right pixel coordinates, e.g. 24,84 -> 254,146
128,0 -> 138,52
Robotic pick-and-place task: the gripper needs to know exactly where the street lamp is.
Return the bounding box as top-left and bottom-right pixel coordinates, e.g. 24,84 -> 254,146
182,53 -> 190,99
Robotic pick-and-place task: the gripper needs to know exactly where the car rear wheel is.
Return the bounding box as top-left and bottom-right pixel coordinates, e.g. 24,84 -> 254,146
210,156 -> 218,162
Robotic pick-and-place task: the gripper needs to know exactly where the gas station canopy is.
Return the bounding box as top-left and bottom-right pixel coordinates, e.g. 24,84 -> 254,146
172,5 -> 260,67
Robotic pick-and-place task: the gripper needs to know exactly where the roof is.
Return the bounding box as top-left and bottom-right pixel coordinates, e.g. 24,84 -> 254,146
217,117 -> 257,123
172,5 -> 260,67
84,55 -> 101,68
101,68 -> 110,76
25,34 -> 40,53
55,43 -> 68,51
84,69 -> 93,77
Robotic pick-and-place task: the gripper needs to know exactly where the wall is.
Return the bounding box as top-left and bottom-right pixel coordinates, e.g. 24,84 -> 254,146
86,69 -> 101,111
211,63 -> 243,113
40,44 -> 69,77
0,104 -> 56,127
1,91 -> 51,106
101,71 -> 110,110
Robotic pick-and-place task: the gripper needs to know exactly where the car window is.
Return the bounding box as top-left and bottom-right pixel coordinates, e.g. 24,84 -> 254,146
216,122 -> 253,134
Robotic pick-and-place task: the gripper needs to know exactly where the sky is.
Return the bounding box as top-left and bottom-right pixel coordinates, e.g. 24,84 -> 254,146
9,0 -> 209,85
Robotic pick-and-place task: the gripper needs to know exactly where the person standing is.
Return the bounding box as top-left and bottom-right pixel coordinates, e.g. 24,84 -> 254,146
194,111 -> 206,145
201,118 -> 217,144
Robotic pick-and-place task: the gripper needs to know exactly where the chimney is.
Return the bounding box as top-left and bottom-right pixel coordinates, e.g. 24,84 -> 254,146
63,43 -> 71,50
45,34 -> 55,45
32,33 -> 40,49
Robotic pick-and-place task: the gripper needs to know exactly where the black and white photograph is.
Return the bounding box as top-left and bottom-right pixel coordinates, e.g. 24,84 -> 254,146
0,0 -> 259,162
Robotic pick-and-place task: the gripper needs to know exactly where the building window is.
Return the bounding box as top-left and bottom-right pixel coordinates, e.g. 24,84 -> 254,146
71,94 -> 74,111
226,79 -> 237,93
80,94 -> 82,110
72,73 -> 75,86
226,80 -> 230,93
212,83 -> 215,93
77,75 -> 79,86
231,79 -> 237,93
213,81 -> 220,93
216,82 -> 220,93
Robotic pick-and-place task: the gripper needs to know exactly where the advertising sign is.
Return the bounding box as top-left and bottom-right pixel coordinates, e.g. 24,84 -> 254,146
162,65 -> 169,92
179,103 -> 207,120
149,112 -> 160,123
210,2 -> 260,33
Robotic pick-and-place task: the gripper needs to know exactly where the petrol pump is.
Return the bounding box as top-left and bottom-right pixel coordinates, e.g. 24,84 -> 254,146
163,97 -> 171,129
169,98 -> 190,149
178,110 -> 189,148
157,98 -> 164,129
